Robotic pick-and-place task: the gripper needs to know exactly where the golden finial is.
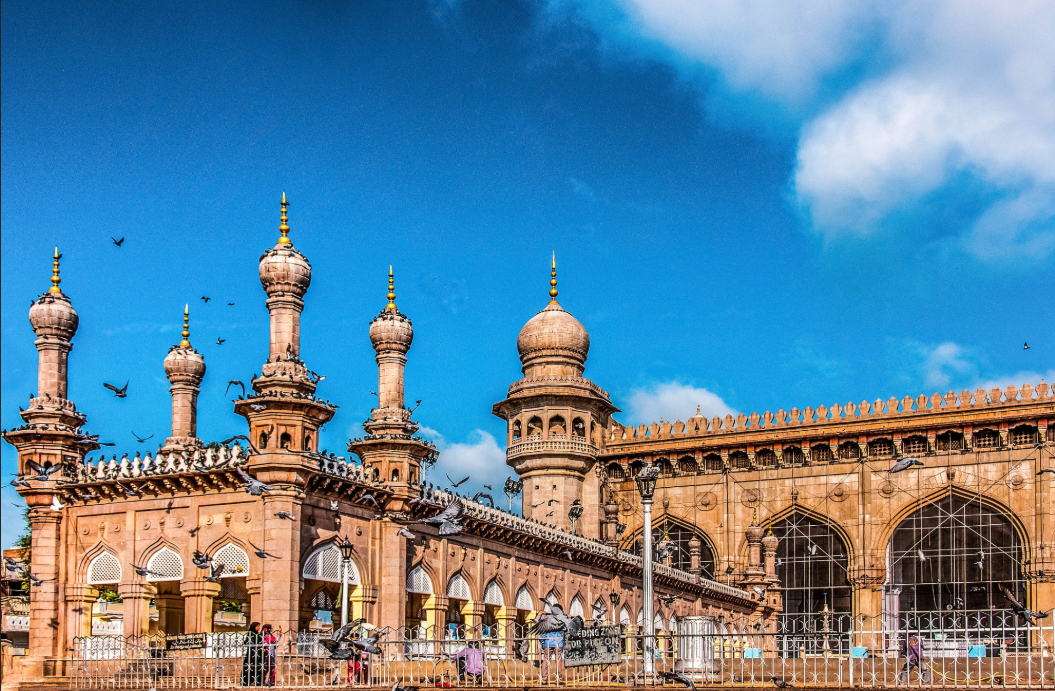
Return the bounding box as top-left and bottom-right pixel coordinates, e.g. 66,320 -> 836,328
180,304 -> 191,347
386,266 -> 397,311
278,192 -> 291,244
549,252 -> 558,302
50,247 -> 62,293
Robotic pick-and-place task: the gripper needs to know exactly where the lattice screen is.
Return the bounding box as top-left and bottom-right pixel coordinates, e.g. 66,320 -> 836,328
447,573 -> 471,600
302,545 -> 359,584
87,552 -> 122,585
213,544 -> 250,578
407,565 -> 433,594
146,547 -> 184,581
545,589 -> 560,607
483,580 -> 503,606
515,586 -> 533,610
310,588 -> 336,611
569,597 -> 584,618
620,606 -> 631,626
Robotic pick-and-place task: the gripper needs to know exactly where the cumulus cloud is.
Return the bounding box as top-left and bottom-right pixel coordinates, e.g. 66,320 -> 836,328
576,0 -> 1055,260
418,427 -> 511,498
624,381 -> 736,426
920,342 -> 977,389
973,369 -> 1055,395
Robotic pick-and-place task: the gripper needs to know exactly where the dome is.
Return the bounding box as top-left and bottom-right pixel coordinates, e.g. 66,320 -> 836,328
516,302 -> 590,370
29,293 -> 78,340
164,346 -> 206,383
369,309 -> 413,353
259,243 -> 311,297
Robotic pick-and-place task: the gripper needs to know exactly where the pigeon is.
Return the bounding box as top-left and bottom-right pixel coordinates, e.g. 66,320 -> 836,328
656,543 -> 674,561
1037,469 -> 1055,477
205,563 -> 226,583
530,603 -> 583,637
234,467 -> 273,496
192,551 -> 212,569
115,482 -> 138,496
10,477 -> 31,489
561,549 -> 574,561
483,484 -> 492,491
446,474 -> 469,488
568,502 -> 583,520
274,511 -> 295,521
472,491 -> 494,507
104,381 -> 129,398
132,564 -> 161,578
226,302 -> 235,306
26,460 -> 62,482
51,497 -> 64,511
889,457 -> 924,474
111,237 -> 124,247
4,556 -> 26,573
201,296 -> 211,303
250,543 -> 279,559
361,494 -> 380,508
318,623 -> 380,658
132,431 -> 154,443
1023,342 -> 1030,350
809,543 -> 819,556
397,527 -> 415,539
547,498 -> 559,506
1001,585 -> 1049,625
420,499 -> 464,536
659,671 -> 697,690
216,337 -> 226,345
250,403 -> 267,412
77,491 -> 97,501
225,380 -> 246,397
188,526 -> 200,537
771,676 -> 792,688
616,523 -> 627,536
531,502 -> 545,508
658,594 -> 677,606
28,573 -> 54,587
752,586 -> 766,598
918,550 -> 926,562
515,638 -> 530,663
546,511 -> 555,517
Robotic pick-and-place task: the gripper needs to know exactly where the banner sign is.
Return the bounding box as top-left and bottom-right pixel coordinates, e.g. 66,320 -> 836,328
166,633 -> 208,651
564,625 -> 621,668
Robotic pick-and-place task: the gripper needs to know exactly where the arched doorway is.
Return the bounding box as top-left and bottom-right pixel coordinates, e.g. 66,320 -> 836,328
627,519 -> 717,579
770,512 -> 852,655
886,493 -> 1027,650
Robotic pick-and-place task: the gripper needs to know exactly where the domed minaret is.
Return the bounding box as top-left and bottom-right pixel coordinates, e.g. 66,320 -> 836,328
493,255 -> 618,536
235,194 -> 335,457
4,249 -> 97,677
163,305 -> 206,449
348,268 -> 433,505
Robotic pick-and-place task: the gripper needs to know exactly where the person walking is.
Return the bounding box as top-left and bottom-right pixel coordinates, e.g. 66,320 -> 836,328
241,622 -> 265,686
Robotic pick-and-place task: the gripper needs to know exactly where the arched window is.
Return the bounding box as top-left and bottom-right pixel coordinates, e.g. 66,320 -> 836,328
572,418 -> 586,438
704,454 -> 723,472
544,589 -> 561,608
592,598 -> 608,621
770,513 -> 851,646
902,435 -> 928,455
212,544 -> 250,578
619,606 -> 631,627
569,597 -> 584,618
280,432 -> 292,449
526,417 -> 543,437
145,547 -> 184,581
407,565 -> 433,594
974,429 -> 1000,449
837,441 -> 861,460
888,494 -> 1025,642
392,468 -> 400,482
87,552 -> 122,585
629,460 -> 647,476
515,586 -> 533,611
303,544 -> 360,584
783,447 -> 805,466
512,420 -> 522,441
303,434 -> 312,451
729,451 -> 750,470
936,431 -> 965,451
259,431 -> 268,449
483,580 -> 503,606
868,439 -> 894,457
656,458 -> 674,476
1009,425 -> 1038,446
548,416 -> 566,436
811,444 -> 833,463
607,462 -> 625,480
629,520 -> 716,579
447,573 -> 471,601
678,456 -> 697,474
756,449 -> 777,467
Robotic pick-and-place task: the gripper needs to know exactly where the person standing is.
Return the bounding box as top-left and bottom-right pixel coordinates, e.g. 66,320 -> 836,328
539,631 -> 563,683
262,624 -> 282,686
241,622 -> 265,686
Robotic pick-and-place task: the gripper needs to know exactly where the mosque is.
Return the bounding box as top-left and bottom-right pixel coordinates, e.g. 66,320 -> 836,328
3,196 -> 1052,684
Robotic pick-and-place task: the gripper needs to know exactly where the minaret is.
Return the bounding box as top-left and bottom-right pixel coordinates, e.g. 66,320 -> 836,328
348,267 -> 433,496
163,305 -> 206,449
4,249 -> 97,677
493,255 -> 619,536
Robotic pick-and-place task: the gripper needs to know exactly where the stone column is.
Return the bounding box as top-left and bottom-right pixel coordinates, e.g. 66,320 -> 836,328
376,519 -> 408,632
688,536 -> 702,576
266,294 -> 305,360
118,582 -> 158,639
496,606 -> 518,654
246,577 -> 262,623
259,492 -> 302,633
25,508 -> 62,675
155,592 -> 185,634
461,602 -> 487,633
64,584 -> 99,641
181,580 -> 221,634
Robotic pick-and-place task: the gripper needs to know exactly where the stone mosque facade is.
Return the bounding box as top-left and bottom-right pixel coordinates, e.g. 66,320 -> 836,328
4,197 -> 1054,682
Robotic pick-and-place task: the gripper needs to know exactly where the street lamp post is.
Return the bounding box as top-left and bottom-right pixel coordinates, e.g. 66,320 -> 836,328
635,465 -> 659,677
338,537 -> 354,627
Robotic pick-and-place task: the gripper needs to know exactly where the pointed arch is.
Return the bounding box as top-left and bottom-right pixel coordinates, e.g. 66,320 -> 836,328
212,543 -> 251,578
624,513 -> 719,578
86,551 -> 122,585
764,507 -> 854,619
569,595 -> 585,618
303,544 -> 360,584
79,541 -> 121,583
619,605 -> 631,627
515,584 -> 534,611
447,571 -> 472,600
145,546 -> 184,581
483,579 -> 504,607
544,588 -> 562,608
592,597 -> 608,620
762,503 -> 856,564
407,564 -> 433,594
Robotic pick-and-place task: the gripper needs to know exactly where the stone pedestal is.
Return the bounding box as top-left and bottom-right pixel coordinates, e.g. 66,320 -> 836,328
180,580 -> 221,634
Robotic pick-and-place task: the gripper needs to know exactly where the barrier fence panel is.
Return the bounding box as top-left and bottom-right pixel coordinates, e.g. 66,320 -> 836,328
68,619 -> 1053,689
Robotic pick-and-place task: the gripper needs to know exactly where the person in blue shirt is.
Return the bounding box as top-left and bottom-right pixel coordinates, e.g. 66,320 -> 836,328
540,630 -> 563,683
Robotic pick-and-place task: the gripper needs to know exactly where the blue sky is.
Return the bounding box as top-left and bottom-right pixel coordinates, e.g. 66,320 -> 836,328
3,0 -> 1052,548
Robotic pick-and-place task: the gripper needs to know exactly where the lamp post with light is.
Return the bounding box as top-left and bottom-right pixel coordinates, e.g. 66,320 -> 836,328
635,465 -> 660,677
338,537 -> 354,626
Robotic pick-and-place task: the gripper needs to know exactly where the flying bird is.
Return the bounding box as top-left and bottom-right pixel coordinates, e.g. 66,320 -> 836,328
132,564 -> 161,578
205,563 -> 226,583
115,482 -> 138,496
530,603 -> 583,637
615,523 -> 627,536
1001,585 -> 1049,625
26,461 -> 62,482
361,493 -> 380,508
103,381 -> 129,398
659,671 -> 697,691
515,638 -> 530,663
192,551 -> 212,569
274,511 -> 295,521
658,594 -> 677,606
809,543 -> 819,556
472,491 -> 494,507
216,337 -> 226,345
392,683 -> 419,691
561,549 -> 574,561
225,381 -> 246,397
77,491 -> 97,501
1023,342 -> 1030,350
546,511 -> 555,517
250,543 -> 279,559
4,557 -> 26,573
234,467 -> 273,496
446,474 -> 469,488
249,403 -> 266,412
201,296 -> 211,303
111,237 -> 124,247
132,431 -> 154,443
226,302 -> 235,306
420,499 -> 464,536
318,623 -> 381,659
889,457 -> 925,474
547,498 -> 559,506
27,573 -> 54,587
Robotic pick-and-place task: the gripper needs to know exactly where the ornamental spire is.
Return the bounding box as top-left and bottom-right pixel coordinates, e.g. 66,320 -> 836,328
278,192 -> 290,244
180,304 -> 191,347
386,265 -> 397,312
549,252 -> 558,303
50,247 -> 62,293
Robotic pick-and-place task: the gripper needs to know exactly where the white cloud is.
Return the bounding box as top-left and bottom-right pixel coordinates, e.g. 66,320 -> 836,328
973,369 -> 1055,395
418,427 -> 511,500
921,342 -> 976,389
624,381 -> 736,426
